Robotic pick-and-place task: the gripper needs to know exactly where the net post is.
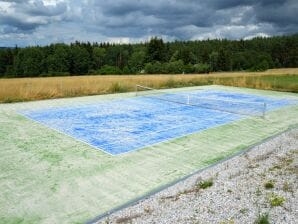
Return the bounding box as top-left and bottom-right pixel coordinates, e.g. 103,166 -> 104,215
262,102 -> 267,119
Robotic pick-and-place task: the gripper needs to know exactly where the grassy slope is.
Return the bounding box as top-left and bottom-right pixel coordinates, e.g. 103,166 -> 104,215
0,68 -> 297,103
0,86 -> 297,223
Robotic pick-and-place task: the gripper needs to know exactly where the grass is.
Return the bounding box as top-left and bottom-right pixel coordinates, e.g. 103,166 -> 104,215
239,208 -> 248,214
255,213 -> 270,224
220,219 -> 235,224
268,193 -> 285,207
198,179 -> 213,189
0,68 -> 297,103
282,182 -> 293,193
109,82 -> 129,93
256,187 -> 262,196
264,181 -> 275,189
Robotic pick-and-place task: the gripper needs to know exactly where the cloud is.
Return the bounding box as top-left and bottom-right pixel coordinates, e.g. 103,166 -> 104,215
0,0 -> 67,32
254,0 -> 298,27
205,0 -> 256,9
0,0 -> 297,46
22,1 -> 67,17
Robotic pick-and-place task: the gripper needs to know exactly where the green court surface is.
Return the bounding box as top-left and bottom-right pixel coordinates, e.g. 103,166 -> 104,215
0,85 -> 297,224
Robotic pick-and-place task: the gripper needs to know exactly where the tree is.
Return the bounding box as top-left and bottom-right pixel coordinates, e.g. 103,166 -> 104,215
98,65 -> 122,75
251,60 -> 269,71
93,47 -> 106,69
0,34 -> 297,76
209,51 -> 219,71
0,50 -> 8,76
146,37 -> 166,63
128,49 -> 146,73
165,60 -> 184,74
116,48 -> 129,68
231,53 -> 246,70
170,48 -> 197,64
14,47 -> 45,77
217,48 -> 231,71
170,50 -> 179,62
144,62 -> 163,74
144,60 -> 186,74
194,63 -> 211,73
70,45 -> 90,75
46,44 -> 70,75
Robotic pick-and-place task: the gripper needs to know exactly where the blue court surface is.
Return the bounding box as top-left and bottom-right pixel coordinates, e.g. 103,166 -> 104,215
20,89 -> 294,155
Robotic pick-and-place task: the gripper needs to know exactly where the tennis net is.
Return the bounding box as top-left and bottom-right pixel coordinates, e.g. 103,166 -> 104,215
136,85 -> 267,118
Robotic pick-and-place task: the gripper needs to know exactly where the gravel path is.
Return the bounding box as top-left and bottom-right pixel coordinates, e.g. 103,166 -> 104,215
98,129 -> 298,224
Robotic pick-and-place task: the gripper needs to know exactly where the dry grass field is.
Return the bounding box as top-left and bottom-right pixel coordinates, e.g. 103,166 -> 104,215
0,68 -> 297,103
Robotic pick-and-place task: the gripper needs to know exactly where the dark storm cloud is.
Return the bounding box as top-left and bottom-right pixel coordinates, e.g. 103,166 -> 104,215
87,0 -> 298,40
88,0 -> 215,38
0,0 -> 297,46
206,1 -> 293,27
0,15 -> 41,31
205,0 -> 255,9
0,0 -> 67,32
254,0 -> 298,27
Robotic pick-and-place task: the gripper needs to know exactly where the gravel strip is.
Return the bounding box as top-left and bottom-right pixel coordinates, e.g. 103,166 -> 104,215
98,129 -> 298,224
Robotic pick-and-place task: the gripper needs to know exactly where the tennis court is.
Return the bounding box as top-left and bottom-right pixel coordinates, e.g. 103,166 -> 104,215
0,85 -> 297,223
19,87 -> 293,155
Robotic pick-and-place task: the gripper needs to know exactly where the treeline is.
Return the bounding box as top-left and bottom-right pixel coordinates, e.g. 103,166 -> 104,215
0,34 -> 297,77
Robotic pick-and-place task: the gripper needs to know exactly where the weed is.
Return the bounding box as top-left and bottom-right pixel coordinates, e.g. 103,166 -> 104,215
103,218 -> 110,224
163,78 -> 177,88
278,157 -> 294,167
2,98 -> 24,103
240,208 -> 248,214
255,213 -> 270,224
109,82 -> 130,93
159,195 -> 176,202
207,208 -> 215,214
264,181 -> 274,189
248,163 -> 260,169
285,158 -> 294,164
198,179 -> 213,189
256,188 -> 262,196
159,187 -> 199,202
268,193 -> 285,207
115,213 -> 142,223
220,219 -> 235,224
143,206 -> 153,214
282,182 -> 293,193
269,165 -> 282,171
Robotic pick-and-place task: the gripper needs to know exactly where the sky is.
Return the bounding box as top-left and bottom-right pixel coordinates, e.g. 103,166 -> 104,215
0,0 -> 297,47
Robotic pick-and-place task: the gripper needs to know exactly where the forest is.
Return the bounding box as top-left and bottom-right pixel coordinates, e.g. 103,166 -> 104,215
0,34 -> 297,77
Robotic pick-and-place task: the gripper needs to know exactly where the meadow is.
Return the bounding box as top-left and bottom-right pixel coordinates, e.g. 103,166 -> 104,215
0,68 -> 297,103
